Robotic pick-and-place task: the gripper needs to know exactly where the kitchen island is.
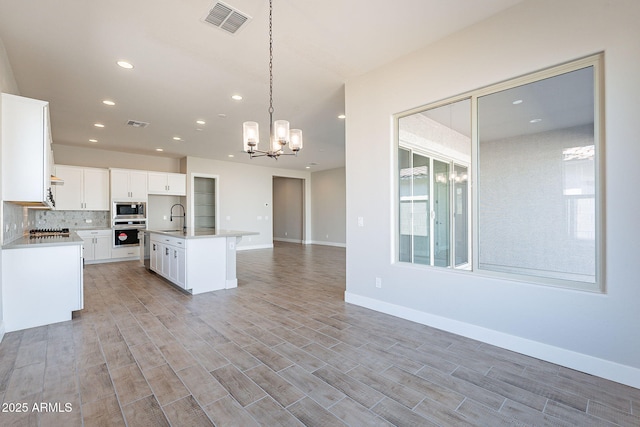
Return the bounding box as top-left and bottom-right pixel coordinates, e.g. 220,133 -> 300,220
146,228 -> 257,294
2,233 -> 84,332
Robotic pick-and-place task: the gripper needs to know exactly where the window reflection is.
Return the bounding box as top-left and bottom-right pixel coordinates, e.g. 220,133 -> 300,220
398,99 -> 471,269
477,67 -> 596,283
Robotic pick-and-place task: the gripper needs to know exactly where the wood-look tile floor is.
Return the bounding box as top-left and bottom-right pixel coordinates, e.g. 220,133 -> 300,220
1,242 -> 639,426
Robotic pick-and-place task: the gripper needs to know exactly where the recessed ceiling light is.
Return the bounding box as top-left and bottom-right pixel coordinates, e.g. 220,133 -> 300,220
173,136 -> 182,141
512,99 -> 523,105
231,95 -> 243,101
228,154 -> 234,158
94,123 -> 105,128
89,139 -> 98,143
196,120 -> 206,125
338,114 -> 346,119
305,166 -> 311,169
529,118 -> 542,123
117,60 -> 134,69
155,148 -> 164,152
218,114 -> 227,118
102,100 -> 115,106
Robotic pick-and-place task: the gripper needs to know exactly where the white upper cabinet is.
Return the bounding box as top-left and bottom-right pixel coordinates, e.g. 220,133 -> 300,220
110,169 -> 148,201
53,165 -> 82,209
148,172 -> 186,196
84,168 -> 110,209
54,165 -> 109,211
1,93 -> 53,207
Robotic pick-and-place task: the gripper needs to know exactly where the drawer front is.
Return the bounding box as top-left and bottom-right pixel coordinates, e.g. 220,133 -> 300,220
76,229 -> 111,238
161,235 -> 185,248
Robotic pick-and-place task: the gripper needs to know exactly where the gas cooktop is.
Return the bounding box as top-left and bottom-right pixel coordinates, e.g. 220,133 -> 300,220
29,228 -> 71,238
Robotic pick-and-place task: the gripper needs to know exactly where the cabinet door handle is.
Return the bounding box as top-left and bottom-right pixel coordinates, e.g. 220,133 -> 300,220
165,248 -> 169,255
152,244 -> 156,251
174,250 -> 177,259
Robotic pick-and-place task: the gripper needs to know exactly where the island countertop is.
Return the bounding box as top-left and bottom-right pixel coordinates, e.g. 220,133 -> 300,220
2,232 -> 84,249
146,228 -> 258,240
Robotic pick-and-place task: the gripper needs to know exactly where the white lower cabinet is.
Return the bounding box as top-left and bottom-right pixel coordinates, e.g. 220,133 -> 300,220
76,229 -> 111,262
150,234 -> 186,289
171,246 -> 186,288
148,232 -> 240,294
2,243 -> 83,332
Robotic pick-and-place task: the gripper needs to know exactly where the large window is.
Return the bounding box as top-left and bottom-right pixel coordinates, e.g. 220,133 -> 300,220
396,55 -> 603,292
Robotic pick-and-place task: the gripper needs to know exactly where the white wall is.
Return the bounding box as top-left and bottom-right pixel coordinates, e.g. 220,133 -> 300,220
184,156 -> 311,249
0,42 -> 18,96
311,167 -> 346,246
345,0 -> 640,387
53,144 -> 182,173
0,35 -> 19,340
147,194 -> 185,231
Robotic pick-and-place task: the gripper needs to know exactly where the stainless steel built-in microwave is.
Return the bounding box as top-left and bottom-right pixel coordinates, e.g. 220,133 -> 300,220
113,201 -> 146,219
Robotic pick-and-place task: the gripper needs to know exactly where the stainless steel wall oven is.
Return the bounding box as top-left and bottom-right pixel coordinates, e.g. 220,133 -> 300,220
113,219 -> 146,248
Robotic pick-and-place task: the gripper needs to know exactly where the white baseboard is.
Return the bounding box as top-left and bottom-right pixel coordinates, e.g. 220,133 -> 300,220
344,291 -> 640,389
308,240 -> 346,248
271,238 -> 346,248
273,237 -> 303,244
0,321 -> 5,343
237,243 -> 273,251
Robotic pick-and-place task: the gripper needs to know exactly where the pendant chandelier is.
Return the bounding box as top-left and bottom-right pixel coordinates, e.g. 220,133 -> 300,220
243,0 -> 302,159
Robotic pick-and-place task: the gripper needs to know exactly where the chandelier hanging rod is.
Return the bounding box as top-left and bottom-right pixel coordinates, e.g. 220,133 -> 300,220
242,0 -> 303,159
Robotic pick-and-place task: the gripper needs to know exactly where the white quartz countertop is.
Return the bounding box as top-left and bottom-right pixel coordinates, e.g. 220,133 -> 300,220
2,232 -> 84,249
147,228 -> 258,240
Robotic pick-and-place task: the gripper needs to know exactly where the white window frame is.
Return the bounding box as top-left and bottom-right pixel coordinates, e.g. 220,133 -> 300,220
394,53 -> 605,293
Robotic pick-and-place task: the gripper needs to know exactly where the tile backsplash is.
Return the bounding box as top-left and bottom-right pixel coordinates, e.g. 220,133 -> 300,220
2,202 -> 35,244
35,210 -> 110,230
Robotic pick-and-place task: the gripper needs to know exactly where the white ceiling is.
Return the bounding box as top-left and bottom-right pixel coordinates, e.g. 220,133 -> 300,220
0,0 -> 523,171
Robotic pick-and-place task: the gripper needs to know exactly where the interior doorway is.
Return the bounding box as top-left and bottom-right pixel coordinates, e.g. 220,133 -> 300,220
272,177 -> 304,243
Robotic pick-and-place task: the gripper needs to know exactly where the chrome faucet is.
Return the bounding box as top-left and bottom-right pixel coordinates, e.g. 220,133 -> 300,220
170,203 -> 186,233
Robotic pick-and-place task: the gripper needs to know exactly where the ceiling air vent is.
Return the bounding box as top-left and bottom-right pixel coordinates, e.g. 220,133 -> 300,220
203,1 -> 251,35
126,120 -> 149,128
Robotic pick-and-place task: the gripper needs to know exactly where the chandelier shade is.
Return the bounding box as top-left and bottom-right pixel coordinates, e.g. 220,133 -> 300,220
242,121 -> 259,153
290,129 -> 303,151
